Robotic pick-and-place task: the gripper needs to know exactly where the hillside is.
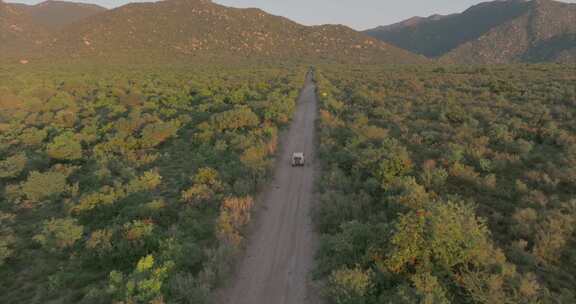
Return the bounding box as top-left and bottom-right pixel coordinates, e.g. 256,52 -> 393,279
365,0 -> 576,63
12,0 -> 106,31
0,0 -> 48,57
44,0 -> 425,64
443,0 -> 576,64
364,0 -> 531,57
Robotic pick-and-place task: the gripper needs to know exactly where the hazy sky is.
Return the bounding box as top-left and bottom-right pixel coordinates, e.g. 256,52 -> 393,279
8,0 -> 576,30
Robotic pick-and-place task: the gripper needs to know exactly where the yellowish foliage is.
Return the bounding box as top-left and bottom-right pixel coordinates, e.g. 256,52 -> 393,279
217,196 -> 254,248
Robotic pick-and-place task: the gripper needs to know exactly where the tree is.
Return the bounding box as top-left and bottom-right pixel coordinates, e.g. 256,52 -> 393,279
326,266 -> 374,304
0,234 -> 15,267
54,109 -> 78,128
217,196 -> 254,249
86,229 -> 114,253
316,220 -> 379,277
385,200 -> 491,274
124,220 -> 155,243
240,144 -> 268,175
411,273 -> 451,304
532,202 -> 576,265
193,167 -> 221,186
127,170 -> 163,193
264,96 -> 295,124
33,218 -> 84,250
0,153 -> 27,179
211,106 -> 260,132
181,184 -> 213,204
20,127 -> 48,146
387,177 -> 430,210
21,171 -> 67,202
0,212 -> 16,266
108,255 -> 174,303
47,132 -> 83,161
377,150 -> 413,188
140,120 -> 181,148
181,167 -> 223,205
419,160 -> 448,191
382,199 -> 541,303
44,91 -> 75,112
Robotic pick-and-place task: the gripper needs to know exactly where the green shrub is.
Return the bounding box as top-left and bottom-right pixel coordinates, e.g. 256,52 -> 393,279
20,127 -> 48,146
21,171 -> 67,202
211,106 -> 260,131
33,218 -> 84,250
166,273 -> 210,304
108,255 -> 174,303
140,120 -> 181,148
47,132 -> 83,161
0,234 -> 15,267
326,266 -> 374,304
0,153 -> 27,179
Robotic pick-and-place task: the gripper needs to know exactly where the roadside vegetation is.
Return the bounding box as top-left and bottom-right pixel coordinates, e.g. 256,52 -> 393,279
3,62 -> 575,304
0,64 -> 305,303
315,64 -> 576,303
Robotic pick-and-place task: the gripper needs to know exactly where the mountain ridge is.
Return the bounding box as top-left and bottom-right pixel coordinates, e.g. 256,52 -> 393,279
7,0 -> 574,64
364,0 -> 532,58
39,0 -> 427,64
441,0 -> 576,63
12,0 -> 107,31
0,0 -> 49,56
364,0 -> 576,63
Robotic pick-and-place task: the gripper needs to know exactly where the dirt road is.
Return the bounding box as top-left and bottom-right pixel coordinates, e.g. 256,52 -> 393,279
217,72 -> 320,304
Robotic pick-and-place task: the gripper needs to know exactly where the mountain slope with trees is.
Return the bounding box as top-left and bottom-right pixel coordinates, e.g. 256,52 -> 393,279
364,0 -> 576,63
41,0 -> 425,64
10,0 -> 107,31
443,0 -> 576,64
0,0 -> 49,57
364,0 -> 531,58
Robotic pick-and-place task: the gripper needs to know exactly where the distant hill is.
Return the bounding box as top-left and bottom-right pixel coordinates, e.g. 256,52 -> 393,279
12,0 -> 106,31
443,0 -> 576,64
380,14 -> 451,32
0,0 -> 48,57
42,0 -> 425,64
365,0 -> 576,63
364,0 -> 531,58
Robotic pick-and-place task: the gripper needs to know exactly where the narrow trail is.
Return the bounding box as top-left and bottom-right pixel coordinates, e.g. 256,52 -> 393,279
216,72 -> 321,304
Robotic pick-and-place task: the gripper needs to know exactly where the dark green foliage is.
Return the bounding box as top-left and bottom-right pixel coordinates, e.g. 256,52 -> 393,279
0,213 -> 16,266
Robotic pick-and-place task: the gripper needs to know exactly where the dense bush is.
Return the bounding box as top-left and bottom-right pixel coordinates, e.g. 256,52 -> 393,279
21,171 -> 68,202
0,153 -> 27,179
33,218 -> 84,251
47,131 -> 83,160
0,65 -> 306,303
315,64 -> 576,304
